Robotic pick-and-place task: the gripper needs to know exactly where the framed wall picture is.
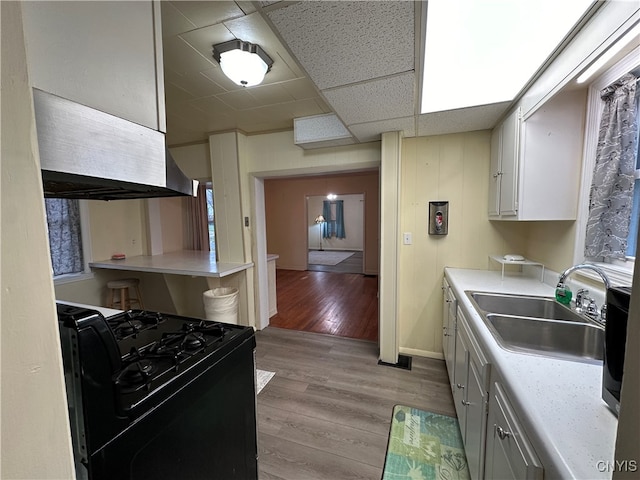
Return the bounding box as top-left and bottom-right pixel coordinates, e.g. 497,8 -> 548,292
429,201 -> 448,235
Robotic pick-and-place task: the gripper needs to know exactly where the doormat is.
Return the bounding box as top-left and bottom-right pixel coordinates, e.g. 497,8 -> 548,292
256,369 -> 275,394
308,250 -> 355,265
382,405 -> 470,480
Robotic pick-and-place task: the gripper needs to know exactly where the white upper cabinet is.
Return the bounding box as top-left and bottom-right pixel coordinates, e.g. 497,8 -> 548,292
21,1 -> 165,132
489,108 -> 521,217
489,89 -> 587,220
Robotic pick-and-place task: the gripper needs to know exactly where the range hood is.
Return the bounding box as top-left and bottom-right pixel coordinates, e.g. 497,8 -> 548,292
33,89 -> 197,201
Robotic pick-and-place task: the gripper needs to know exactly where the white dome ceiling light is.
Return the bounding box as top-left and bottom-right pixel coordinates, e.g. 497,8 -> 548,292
212,39 -> 273,87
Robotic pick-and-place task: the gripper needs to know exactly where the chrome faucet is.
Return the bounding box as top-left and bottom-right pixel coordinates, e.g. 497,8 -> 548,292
557,263 -> 611,324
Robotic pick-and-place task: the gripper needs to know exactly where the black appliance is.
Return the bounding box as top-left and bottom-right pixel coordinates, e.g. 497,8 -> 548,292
602,286 -> 632,416
56,304 -> 258,479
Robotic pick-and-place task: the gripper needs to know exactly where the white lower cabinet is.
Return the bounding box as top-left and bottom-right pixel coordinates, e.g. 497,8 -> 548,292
452,308 -> 490,480
442,280 -> 544,479
442,278 -> 457,389
485,382 -> 544,480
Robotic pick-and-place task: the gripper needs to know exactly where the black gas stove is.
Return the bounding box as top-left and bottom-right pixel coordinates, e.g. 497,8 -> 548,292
57,304 -> 258,480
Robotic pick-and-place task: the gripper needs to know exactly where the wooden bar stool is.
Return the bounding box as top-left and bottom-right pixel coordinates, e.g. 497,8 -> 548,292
107,278 -> 143,310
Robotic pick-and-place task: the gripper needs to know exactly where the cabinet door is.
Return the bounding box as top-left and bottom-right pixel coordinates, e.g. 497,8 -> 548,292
21,1 -> 164,131
465,359 -> 487,480
489,126 -> 502,217
452,317 -> 469,430
442,281 -> 457,387
498,108 -> 522,216
485,383 -> 543,480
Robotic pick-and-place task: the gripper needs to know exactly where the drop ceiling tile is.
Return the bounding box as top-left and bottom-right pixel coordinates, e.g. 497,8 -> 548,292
189,95 -> 236,117
236,2 -> 257,15
163,35 -> 216,75
167,1 -> 245,29
249,83 -> 296,106
417,102 -> 510,137
323,73 -> 414,125
164,81 -> 196,105
161,2 -> 197,38
168,70 -> 227,98
243,119 -> 292,133
282,78 -> 321,101
168,102 -> 214,123
267,1 -> 414,89
180,24 -> 235,62
217,90 -> 265,110
349,117 -> 416,143
286,98 -> 331,118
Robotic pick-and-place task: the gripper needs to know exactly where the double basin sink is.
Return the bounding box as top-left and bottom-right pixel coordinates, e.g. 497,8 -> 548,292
466,291 -> 604,363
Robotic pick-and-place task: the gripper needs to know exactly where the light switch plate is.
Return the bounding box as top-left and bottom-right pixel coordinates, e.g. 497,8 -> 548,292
403,232 -> 412,245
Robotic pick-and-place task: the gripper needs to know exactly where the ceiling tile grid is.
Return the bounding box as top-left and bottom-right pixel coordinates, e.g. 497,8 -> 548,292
416,102 -> 511,137
266,1 -> 415,90
323,73 -> 415,126
349,116 -> 416,143
161,0 -> 511,147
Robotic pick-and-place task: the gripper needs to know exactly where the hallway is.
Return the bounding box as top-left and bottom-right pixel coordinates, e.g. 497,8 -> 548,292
269,269 -> 378,342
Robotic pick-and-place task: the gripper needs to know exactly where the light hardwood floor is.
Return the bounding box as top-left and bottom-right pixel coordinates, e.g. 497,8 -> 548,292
255,327 -> 455,480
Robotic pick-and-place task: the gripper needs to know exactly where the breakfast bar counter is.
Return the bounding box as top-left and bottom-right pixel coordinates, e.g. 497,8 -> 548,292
89,250 -> 253,278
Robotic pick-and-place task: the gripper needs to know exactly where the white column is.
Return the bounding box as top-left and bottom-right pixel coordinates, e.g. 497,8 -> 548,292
379,131 -> 402,364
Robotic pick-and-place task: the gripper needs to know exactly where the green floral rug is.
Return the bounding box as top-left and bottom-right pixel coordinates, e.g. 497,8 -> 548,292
382,405 -> 470,480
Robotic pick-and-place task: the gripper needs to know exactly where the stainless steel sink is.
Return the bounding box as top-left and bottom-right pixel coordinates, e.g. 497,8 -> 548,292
465,291 -> 604,363
468,291 -> 588,323
485,314 -> 604,363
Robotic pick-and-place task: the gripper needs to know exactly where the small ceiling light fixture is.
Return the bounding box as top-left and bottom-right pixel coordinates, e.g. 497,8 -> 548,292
327,193 -> 337,200
212,39 -> 273,87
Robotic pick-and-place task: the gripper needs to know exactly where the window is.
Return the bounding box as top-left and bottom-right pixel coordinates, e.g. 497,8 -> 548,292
625,90 -> 640,257
576,43 -> 639,286
206,183 -> 217,256
45,198 -> 86,277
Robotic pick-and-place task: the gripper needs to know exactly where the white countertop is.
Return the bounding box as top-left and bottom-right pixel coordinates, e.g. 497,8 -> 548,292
56,300 -> 123,318
89,250 -> 253,278
444,267 -> 618,480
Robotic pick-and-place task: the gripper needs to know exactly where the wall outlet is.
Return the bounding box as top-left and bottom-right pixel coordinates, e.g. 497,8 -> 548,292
403,232 -> 412,245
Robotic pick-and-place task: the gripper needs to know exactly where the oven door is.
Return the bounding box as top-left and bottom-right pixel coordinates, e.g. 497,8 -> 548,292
87,336 -> 258,480
602,286 -> 631,416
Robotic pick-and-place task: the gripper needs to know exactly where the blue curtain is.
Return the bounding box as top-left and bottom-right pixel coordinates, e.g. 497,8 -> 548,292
322,200 -> 346,239
322,201 -> 331,238
335,200 -> 346,239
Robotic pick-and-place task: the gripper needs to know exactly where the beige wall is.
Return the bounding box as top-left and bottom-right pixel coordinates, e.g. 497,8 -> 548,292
399,132 -> 529,357
264,172 -> 380,274
88,199 -> 147,260
244,130 -> 381,176
1,2 -> 76,476
523,221 -> 578,273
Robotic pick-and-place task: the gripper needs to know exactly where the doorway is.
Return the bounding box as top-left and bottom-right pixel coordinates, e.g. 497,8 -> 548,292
259,172 -> 379,342
307,193 -> 364,275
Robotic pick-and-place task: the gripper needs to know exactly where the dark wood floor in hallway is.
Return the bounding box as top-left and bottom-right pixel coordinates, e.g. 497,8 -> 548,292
269,269 -> 378,342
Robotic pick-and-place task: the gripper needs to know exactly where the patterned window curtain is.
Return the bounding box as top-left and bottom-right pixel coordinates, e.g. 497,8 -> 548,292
335,200 -> 346,239
45,198 -> 84,276
186,183 -> 210,251
585,73 -> 638,259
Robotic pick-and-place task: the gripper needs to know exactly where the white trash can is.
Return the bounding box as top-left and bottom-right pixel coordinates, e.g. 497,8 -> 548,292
203,287 -> 239,324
